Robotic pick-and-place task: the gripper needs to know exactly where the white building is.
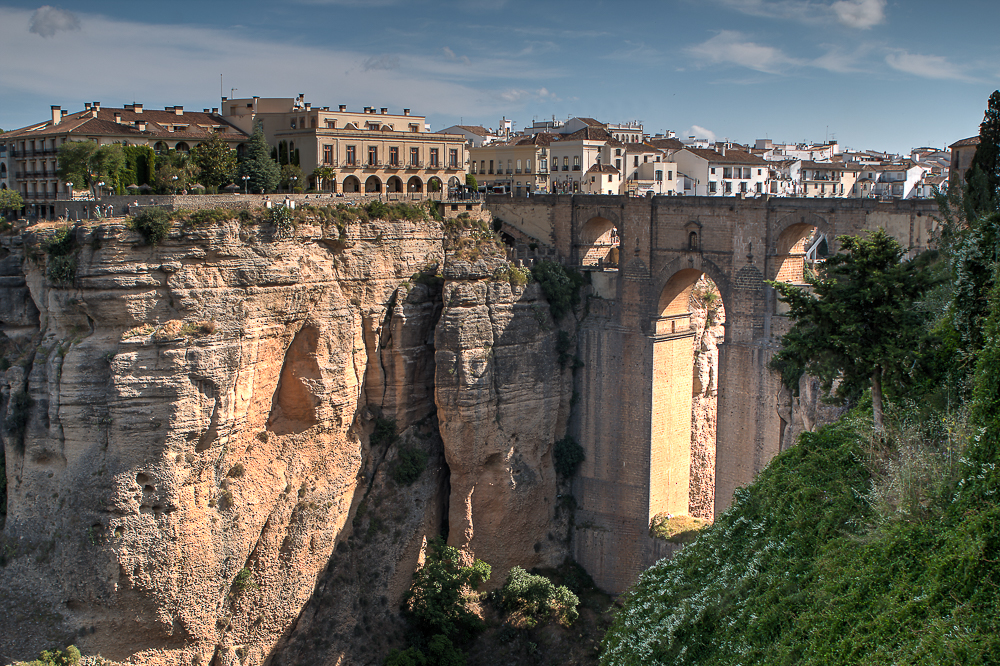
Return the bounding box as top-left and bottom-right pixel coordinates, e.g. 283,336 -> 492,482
674,146 -> 770,196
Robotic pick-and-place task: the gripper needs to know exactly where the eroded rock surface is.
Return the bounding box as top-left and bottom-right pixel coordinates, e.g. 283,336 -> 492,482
0,218 -> 446,664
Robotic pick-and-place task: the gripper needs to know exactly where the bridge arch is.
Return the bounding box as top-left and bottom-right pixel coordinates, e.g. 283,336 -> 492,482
579,216 -> 620,268
649,263 -> 728,522
769,212 -> 832,283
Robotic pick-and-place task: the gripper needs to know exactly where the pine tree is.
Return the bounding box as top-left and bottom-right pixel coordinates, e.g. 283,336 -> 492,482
769,229 -> 932,431
237,124 -> 280,194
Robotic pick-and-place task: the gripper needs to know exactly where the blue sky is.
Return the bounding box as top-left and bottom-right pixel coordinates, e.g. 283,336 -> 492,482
1,0 -> 997,154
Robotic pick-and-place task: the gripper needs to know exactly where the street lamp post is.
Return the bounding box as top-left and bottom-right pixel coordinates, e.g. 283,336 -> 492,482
242,175 -> 250,195
289,176 -> 297,193
171,175 -> 179,195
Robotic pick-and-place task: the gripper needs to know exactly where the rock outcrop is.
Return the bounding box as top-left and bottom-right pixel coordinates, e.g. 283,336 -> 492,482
0,217 -> 450,664
435,259 -> 573,576
0,212 -> 574,665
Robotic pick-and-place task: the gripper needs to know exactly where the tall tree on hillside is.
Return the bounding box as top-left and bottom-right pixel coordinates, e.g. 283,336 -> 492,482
769,229 -> 932,431
966,90 -> 1000,215
237,124 -> 280,194
191,133 -> 237,190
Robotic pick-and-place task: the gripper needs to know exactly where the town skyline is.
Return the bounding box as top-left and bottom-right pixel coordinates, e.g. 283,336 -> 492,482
1,0 -> 998,154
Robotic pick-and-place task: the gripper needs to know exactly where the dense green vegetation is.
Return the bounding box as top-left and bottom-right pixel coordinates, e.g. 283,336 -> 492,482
602,91 -> 1000,665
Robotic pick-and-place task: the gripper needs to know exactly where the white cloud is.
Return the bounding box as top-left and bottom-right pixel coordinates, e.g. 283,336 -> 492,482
29,5 -> 80,38
688,125 -> 717,142
885,51 -> 972,81
687,31 -> 798,74
442,47 -> 471,65
495,87 -> 560,103
363,54 -> 400,71
831,0 -> 885,29
715,0 -> 885,29
0,6 -> 565,128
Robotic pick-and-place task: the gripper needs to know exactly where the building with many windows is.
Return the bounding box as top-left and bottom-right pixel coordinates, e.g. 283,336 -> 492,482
1,101 -> 248,218
674,146 -> 770,196
221,95 -> 468,194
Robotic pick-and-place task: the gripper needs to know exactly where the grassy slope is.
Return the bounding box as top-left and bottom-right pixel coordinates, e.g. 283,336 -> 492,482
601,412 -> 1000,666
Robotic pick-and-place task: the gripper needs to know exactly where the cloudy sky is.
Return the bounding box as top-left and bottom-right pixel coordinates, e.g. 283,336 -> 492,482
1,0 -> 997,153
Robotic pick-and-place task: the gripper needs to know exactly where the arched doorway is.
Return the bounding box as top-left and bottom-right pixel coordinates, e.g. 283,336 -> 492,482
579,216 -> 619,268
342,176 -> 361,193
407,176 -> 423,193
153,141 -> 168,154
365,176 -> 382,193
175,142 -> 190,153
427,177 -> 442,193
386,176 -> 403,193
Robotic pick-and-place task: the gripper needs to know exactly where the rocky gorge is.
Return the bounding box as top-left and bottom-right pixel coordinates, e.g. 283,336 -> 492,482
0,206 -> 584,665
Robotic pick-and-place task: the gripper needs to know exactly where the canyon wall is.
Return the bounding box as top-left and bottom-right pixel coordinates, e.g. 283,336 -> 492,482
0,214 -> 571,665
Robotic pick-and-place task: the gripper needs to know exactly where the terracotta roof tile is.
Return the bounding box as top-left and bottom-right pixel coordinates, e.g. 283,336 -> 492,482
950,136 -> 980,148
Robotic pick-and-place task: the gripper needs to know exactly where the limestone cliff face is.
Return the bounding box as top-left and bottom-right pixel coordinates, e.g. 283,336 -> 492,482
0,217 -> 446,664
434,259 -> 573,577
0,213 -> 574,665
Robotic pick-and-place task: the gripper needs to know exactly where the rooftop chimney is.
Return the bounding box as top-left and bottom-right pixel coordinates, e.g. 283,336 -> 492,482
134,103 -> 143,114
363,107 -> 370,113
203,109 -> 209,113
305,102 -> 311,111
114,112 -> 122,123
93,101 -> 101,111
84,102 -> 92,110
212,108 -> 218,114
136,121 -> 147,131
339,105 -> 347,112
51,105 -> 61,125
174,106 -> 184,116
403,109 -> 410,116
381,108 -> 388,115
61,109 -> 68,117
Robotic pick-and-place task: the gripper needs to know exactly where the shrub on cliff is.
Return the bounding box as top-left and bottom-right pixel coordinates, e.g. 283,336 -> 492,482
404,537 -> 491,640
128,207 -> 171,245
15,645 -> 81,666
554,435 -> 585,479
531,261 -> 585,322
499,566 -> 579,627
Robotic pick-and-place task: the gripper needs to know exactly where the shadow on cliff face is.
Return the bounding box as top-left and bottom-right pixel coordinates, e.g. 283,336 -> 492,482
267,325 -> 322,435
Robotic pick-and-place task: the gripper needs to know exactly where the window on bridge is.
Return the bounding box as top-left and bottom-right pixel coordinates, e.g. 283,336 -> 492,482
580,216 -> 619,269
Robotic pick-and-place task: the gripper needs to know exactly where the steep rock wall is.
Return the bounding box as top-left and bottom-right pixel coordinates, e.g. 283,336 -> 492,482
0,217 -> 445,664
435,260 -> 573,579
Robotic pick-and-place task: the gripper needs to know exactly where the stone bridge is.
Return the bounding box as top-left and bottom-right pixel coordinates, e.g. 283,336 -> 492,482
485,193 -> 940,592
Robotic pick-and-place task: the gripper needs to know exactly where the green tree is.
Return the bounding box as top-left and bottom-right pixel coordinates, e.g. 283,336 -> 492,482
403,537 -> 490,640
465,174 -> 477,191
0,189 -> 24,219
237,124 -> 280,194
191,133 -> 237,190
769,229 -> 932,431
90,144 -> 127,193
966,90 -> 1000,214
56,140 -> 98,190
280,163 -> 304,193
312,166 -> 335,192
